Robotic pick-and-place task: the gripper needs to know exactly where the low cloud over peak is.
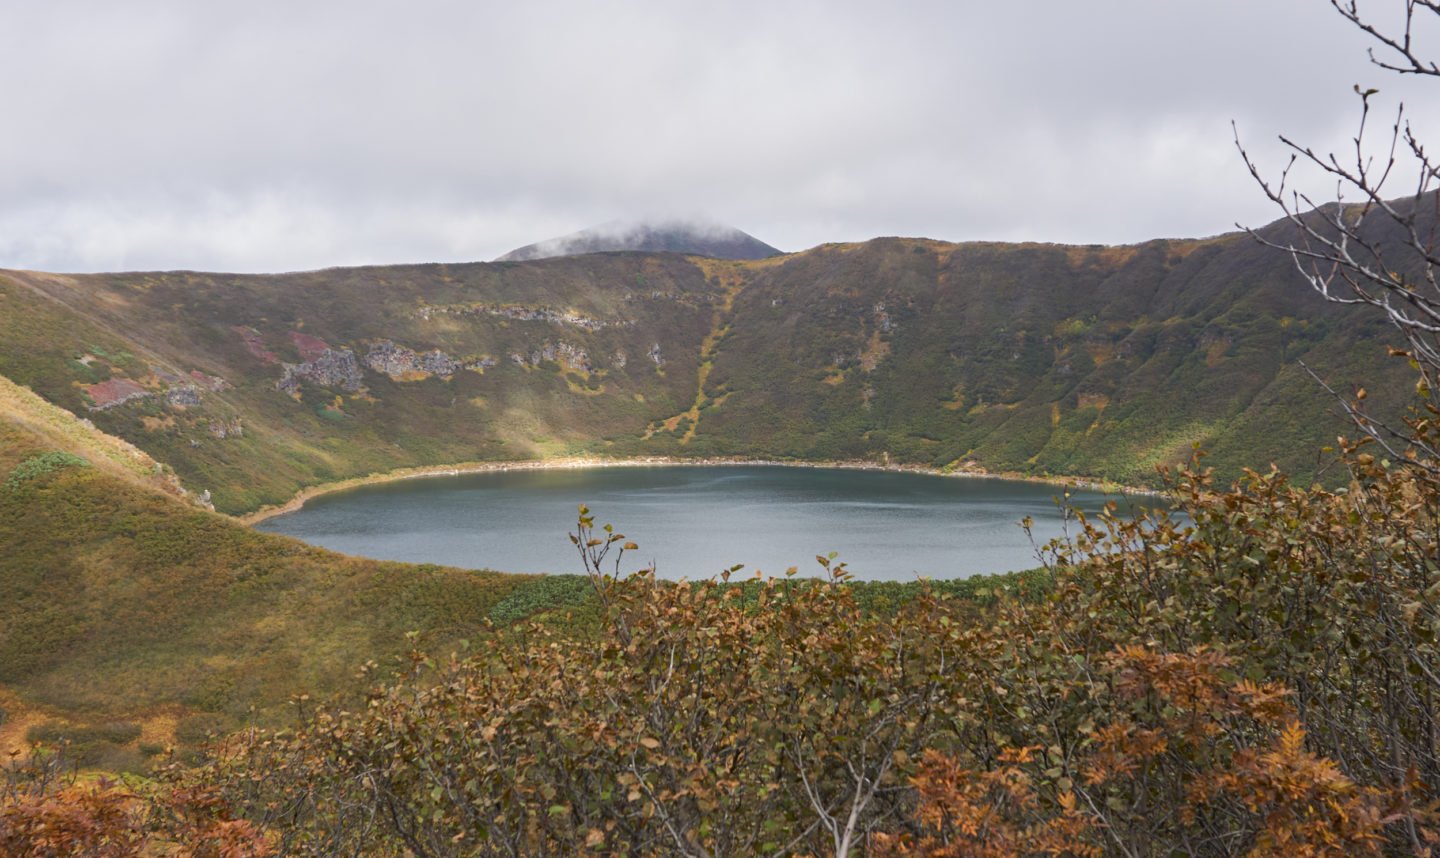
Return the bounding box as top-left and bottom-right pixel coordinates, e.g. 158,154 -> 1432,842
496,219 -> 782,262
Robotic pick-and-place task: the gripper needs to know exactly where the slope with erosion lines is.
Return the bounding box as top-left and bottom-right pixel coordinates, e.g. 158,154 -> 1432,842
0,214 -> 1417,516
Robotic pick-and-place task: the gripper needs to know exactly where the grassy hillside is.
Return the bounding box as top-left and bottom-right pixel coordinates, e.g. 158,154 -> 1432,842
0,380 -> 547,765
0,218 -> 1416,516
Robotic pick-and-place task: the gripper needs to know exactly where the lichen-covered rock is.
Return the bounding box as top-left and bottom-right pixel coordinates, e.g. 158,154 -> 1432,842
365,340 -> 419,379
278,348 -> 363,394
554,342 -> 591,373
874,302 -> 894,333
365,340 -> 461,380
416,349 -> 460,377
165,384 -> 203,407
418,302 -> 632,331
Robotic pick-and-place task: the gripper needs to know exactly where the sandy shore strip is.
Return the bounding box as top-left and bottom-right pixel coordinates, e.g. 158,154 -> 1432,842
238,456 -> 1159,525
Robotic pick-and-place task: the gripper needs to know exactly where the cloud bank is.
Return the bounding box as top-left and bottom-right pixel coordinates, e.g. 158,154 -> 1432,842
1,0 -> 1437,272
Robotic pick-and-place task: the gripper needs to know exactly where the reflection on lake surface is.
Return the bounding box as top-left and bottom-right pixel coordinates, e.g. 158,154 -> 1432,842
255,465 -> 1154,581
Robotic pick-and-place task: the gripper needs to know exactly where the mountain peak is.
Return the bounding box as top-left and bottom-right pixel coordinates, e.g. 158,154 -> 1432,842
496,219 -> 782,262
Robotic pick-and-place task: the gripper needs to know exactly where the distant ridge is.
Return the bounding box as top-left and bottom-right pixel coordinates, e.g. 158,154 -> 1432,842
496,219 -> 783,262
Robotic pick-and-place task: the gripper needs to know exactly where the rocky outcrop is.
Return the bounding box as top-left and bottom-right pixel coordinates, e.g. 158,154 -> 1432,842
416,349 -> 460,376
648,343 -> 664,367
365,340 -> 420,379
152,365 -> 226,407
508,341 -> 594,372
624,290 -> 717,308
165,384 -> 202,407
417,302 -> 632,332
874,302 -> 894,333
364,340 -> 464,380
208,418 -> 244,439
189,370 -> 230,392
278,349 -> 363,394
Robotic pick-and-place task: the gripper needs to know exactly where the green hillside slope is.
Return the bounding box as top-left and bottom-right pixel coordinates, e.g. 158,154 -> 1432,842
0,379 -> 538,760
0,220 -> 1412,515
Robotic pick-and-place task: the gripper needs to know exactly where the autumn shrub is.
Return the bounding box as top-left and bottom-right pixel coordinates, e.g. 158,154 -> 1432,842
173,513 -> 973,856
154,447 -> 1440,856
0,747 -> 272,857
872,436 -> 1440,856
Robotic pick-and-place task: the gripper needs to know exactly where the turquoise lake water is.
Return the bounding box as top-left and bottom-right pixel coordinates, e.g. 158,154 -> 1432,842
254,465 -> 1147,581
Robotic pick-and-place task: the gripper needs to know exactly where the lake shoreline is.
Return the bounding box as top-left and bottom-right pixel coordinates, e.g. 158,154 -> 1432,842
238,456 -> 1160,526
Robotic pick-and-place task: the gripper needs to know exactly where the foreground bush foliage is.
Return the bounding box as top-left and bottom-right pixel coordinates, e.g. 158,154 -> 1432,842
0,749 -> 271,857
9,437 -> 1440,854
13,440 -> 1396,856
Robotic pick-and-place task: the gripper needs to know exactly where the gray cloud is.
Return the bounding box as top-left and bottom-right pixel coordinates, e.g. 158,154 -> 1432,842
2,0 -> 1437,272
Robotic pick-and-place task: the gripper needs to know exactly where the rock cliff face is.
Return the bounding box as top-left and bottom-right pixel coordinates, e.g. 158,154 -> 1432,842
508,341 -> 595,373
278,349 -> 363,395
165,384 -> 202,407
365,340 -> 465,380
419,302 -> 631,331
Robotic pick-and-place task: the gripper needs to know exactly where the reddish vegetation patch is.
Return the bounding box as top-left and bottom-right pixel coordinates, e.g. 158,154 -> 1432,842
84,378 -> 150,410
234,327 -> 278,363
289,331 -> 331,362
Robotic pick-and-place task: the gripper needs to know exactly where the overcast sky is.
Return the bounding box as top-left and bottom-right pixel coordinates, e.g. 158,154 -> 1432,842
2,0 -> 1438,273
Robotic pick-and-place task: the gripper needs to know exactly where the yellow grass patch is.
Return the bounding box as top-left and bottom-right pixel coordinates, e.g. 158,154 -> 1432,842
1087,342 -> 1115,365
860,330 -> 891,372
1205,339 -> 1230,366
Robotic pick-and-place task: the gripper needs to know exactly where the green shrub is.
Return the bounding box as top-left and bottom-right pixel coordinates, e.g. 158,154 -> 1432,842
487,574 -> 595,623
5,451 -> 88,489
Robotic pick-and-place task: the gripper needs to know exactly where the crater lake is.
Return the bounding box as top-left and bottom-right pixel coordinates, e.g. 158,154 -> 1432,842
254,465 -> 1151,581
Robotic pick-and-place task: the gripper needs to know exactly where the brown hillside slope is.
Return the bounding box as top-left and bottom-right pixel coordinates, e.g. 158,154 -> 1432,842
0,216 -> 1419,516
0,386 -> 539,755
